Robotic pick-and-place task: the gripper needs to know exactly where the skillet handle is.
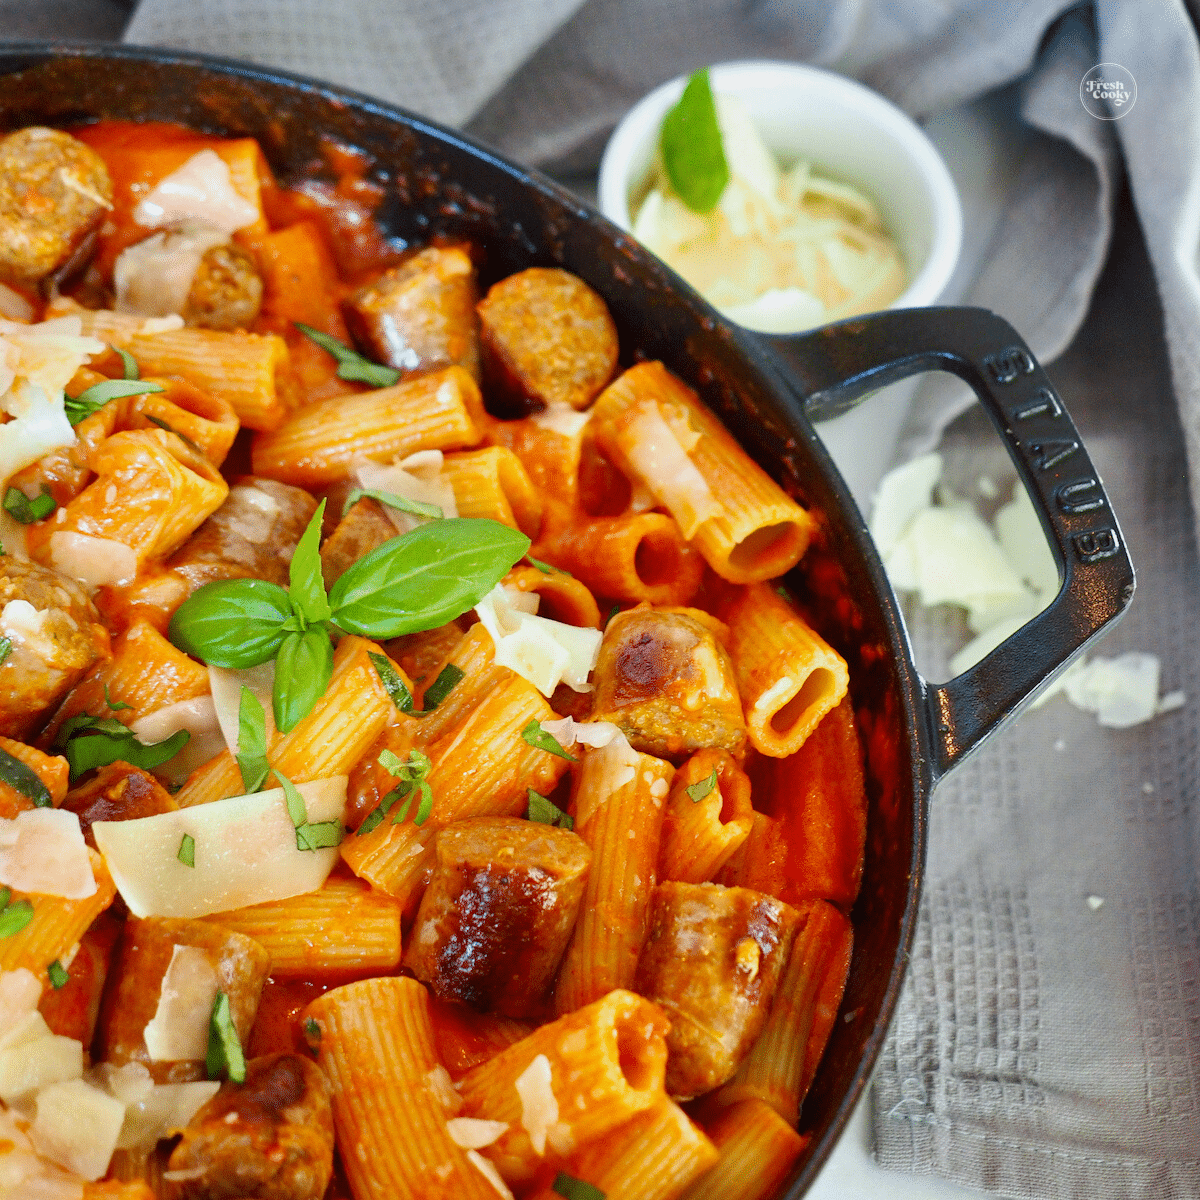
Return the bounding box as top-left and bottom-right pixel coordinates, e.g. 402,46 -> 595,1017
758,306 -> 1135,781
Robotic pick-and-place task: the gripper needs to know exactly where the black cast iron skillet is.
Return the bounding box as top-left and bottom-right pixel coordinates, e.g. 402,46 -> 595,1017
0,43 -> 1134,1198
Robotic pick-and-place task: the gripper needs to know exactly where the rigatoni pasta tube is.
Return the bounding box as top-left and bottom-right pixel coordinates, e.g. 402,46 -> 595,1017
304,977 -> 500,1200
535,511 -> 703,606
457,989 -> 669,1184
681,1099 -> 808,1200
49,298 -> 294,432
714,900 -> 853,1122
251,365 -> 483,487
175,635 -> 393,808
658,750 -> 753,885
503,564 -> 602,629
590,361 -> 813,583
442,446 -> 542,537
0,850 -> 116,987
125,377 -> 240,468
554,738 -> 673,1014
203,873 -> 402,977
720,582 -> 848,758
526,1098 -> 719,1200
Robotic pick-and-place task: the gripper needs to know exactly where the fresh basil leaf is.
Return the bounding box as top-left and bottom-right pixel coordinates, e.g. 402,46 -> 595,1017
294,322 -> 402,388
104,683 -> 131,712
206,990 -> 246,1084
686,769 -> 718,803
521,719 -> 577,762
115,346 -> 139,380
271,768 -> 308,834
63,725 -> 189,781
0,637 -> 10,665
551,1173 -> 604,1200
344,488 -> 443,521
237,687 -> 271,794
169,578 -> 291,669
369,651 -> 414,714
64,378 -> 164,426
47,959 -> 69,988
377,748 -> 406,777
660,67 -> 729,214
359,748 -> 434,831
420,664 -> 464,711
527,556 -> 570,576
356,783 -> 407,837
178,833 -> 196,868
145,413 -> 204,455
289,500 -> 332,625
328,518 -> 530,639
0,746 -> 52,808
272,627 -> 334,734
304,1016 -> 321,1045
3,487 -> 55,524
527,788 -> 574,831
0,898 -> 34,938
296,820 -> 344,851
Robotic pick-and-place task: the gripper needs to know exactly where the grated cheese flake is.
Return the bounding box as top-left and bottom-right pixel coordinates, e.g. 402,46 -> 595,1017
515,1053 -> 558,1157
0,809 -> 96,900
133,150 -> 258,234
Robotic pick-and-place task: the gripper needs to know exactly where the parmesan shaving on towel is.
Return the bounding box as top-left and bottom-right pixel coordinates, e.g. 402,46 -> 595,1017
0,809 -> 96,899
133,149 -> 258,234
475,584 -> 602,697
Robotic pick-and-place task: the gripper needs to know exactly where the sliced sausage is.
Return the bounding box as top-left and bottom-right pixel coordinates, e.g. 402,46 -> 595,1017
477,267 -> 618,415
0,126 -> 112,287
318,495 -> 394,589
61,762 -> 178,849
634,881 -> 800,1098
405,815 -> 591,1019
165,1053 -> 334,1200
0,557 -> 109,740
343,244 -> 480,379
184,240 -> 264,330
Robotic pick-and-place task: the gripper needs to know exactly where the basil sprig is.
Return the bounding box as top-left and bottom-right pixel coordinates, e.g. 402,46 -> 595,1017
169,509 -> 528,733
294,323 -> 402,388
55,714 -> 189,782
660,68 -> 729,214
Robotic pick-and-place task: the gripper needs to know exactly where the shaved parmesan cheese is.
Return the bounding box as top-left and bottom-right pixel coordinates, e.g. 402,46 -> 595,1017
48,532 -> 139,590
115,1080 -> 220,1153
995,483 -> 1060,599
1060,653 -> 1165,728
94,1062 -> 154,1106
142,945 -> 219,1062
356,454 -> 458,535
467,1149 -> 515,1199
129,696 -> 225,785
446,1117 -> 508,1149
0,1107 -> 84,1200
0,380 -> 76,487
475,585 -> 602,697
539,716 -> 622,749
424,1064 -> 462,1116
0,969 -> 42,1034
0,809 -> 96,899
622,403 -> 720,538
139,315 -> 185,334
0,1031 -> 82,1102
515,1053 -> 558,1157
869,452 -> 942,562
209,662 -> 276,757
32,1078 -> 126,1181
1,598 -> 58,660
721,286 -> 827,334
575,732 -> 642,827
92,776 -> 347,919
134,150 -> 258,235
532,402 -> 591,438
114,223 -> 229,319
0,282 -> 34,322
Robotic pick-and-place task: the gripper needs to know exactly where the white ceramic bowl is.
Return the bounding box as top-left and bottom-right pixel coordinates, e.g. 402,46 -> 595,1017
598,62 -> 964,510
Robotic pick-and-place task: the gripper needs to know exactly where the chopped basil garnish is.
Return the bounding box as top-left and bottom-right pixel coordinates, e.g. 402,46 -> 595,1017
604,604 -> 621,628
169,513 -> 527,734
0,637 -> 10,665
369,652 -> 414,714
146,413 -> 204,455
0,746 -> 52,808
55,714 -> 188,782
357,749 -> 433,835
178,833 -> 196,868
304,1016 -> 321,1044
527,556 -> 570,576
420,664 -> 464,711
344,488 -> 443,521
64,377 -> 164,426
660,67 -> 729,214
274,768 -> 307,829
3,487 -> 55,524
115,346 -> 139,380
527,788 -> 574,831
206,991 -> 246,1084
47,959 -> 69,989
0,888 -> 34,939
103,683 -> 131,711
272,768 -> 342,851
521,719 -> 577,762
236,687 -> 270,794
552,1173 -> 604,1200
686,770 -> 719,803
294,322 -> 402,388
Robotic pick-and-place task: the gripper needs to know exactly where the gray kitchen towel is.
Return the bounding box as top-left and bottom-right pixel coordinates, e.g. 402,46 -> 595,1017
9,0 -> 1200,1194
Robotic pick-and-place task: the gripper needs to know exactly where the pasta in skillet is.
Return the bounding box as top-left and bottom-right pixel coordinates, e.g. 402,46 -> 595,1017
0,118 -> 864,1200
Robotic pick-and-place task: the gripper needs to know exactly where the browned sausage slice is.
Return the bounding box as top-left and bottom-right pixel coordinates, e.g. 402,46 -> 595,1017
184,240 -> 264,330
344,244 -> 480,379
61,762 -> 178,849
634,881 -> 800,1098
317,495 -> 394,589
165,1053 -> 335,1200
405,815 -> 591,1018
477,267 -> 618,415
